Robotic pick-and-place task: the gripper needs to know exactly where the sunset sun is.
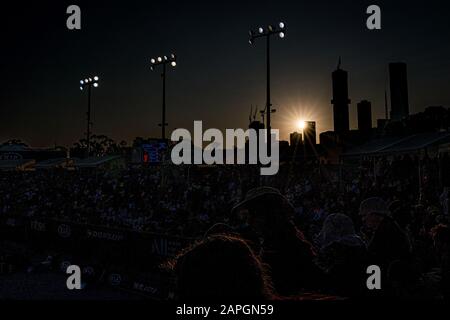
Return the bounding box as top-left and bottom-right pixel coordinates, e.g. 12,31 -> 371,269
296,120 -> 306,131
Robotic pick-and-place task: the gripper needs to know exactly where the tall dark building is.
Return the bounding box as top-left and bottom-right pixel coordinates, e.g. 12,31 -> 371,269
290,132 -> 302,146
304,121 -> 317,146
331,59 -> 350,133
357,100 -> 372,133
389,62 -> 410,121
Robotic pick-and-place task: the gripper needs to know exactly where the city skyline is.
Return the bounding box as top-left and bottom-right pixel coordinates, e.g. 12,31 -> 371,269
2,0 -> 450,147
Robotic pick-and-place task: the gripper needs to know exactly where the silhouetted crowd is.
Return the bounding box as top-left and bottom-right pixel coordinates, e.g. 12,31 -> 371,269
1,154 -> 450,299
1,167 -> 249,237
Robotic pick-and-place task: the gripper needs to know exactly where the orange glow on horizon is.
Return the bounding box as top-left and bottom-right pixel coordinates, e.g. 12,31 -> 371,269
274,98 -> 322,141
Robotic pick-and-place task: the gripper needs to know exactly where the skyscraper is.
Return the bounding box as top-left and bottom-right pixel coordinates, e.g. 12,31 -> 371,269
331,58 -> 350,133
389,62 -> 410,121
304,121 -> 317,146
357,100 -> 372,133
290,132 -> 302,146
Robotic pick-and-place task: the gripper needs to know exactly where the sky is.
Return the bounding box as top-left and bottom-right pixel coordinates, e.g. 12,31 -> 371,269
1,0 -> 450,147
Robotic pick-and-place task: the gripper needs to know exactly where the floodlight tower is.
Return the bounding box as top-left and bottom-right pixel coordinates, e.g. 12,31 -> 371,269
249,22 -> 286,156
79,76 -> 99,157
150,54 -> 177,140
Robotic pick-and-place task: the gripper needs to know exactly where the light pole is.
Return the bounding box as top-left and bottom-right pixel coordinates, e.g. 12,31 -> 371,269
150,54 -> 177,141
79,76 -> 99,157
249,22 -> 286,156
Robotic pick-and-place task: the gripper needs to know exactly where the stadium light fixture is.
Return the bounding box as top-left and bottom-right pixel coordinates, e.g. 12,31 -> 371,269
248,21 -> 286,156
79,75 -> 100,157
149,53 -> 177,140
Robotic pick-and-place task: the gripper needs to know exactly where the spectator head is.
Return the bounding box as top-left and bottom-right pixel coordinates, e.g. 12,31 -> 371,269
317,213 -> 364,249
172,235 -> 273,301
231,187 -> 318,295
359,197 -> 390,232
231,186 -> 295,235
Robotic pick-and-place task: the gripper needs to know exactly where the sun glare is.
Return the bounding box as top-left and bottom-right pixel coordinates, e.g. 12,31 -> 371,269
297,120 -> 306,131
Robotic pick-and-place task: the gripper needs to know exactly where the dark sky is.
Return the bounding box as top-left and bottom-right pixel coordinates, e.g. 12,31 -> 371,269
1,0 -> 450,147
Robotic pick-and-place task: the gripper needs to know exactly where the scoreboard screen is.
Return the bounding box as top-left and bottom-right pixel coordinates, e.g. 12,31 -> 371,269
142,142 -> 167,164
